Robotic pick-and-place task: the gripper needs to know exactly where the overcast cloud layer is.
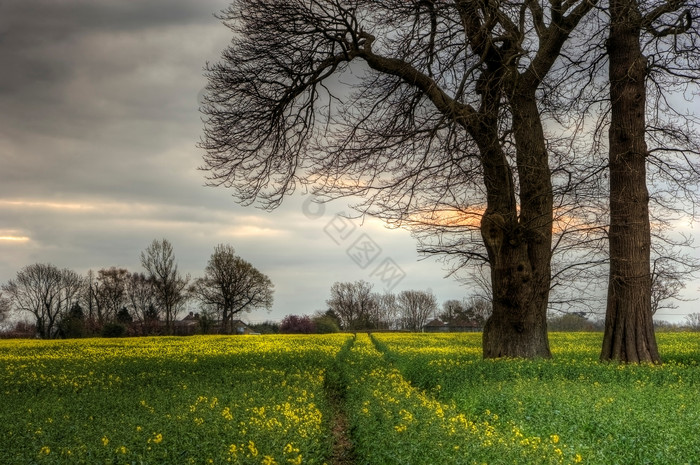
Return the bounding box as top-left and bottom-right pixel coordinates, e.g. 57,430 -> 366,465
1,1 -> 697,323
0,0 -> 474,323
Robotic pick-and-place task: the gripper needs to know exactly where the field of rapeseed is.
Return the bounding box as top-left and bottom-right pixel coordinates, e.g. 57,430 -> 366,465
1,332 -> 699,464
0,335 -> 350,464
372,332 -> 700,464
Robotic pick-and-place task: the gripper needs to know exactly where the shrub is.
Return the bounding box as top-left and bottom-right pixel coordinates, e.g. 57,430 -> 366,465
280,315 -> 315,334
101,322 -> 127,338
313,315 -> 339,334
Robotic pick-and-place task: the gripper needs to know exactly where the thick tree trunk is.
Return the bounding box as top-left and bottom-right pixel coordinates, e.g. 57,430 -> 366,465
481,224 -> 552,358
481,96 -> 553,359
478,91 -> 553,359
601,0 -> 660,363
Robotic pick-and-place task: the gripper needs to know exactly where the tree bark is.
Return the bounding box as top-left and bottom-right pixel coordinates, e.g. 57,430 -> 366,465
601,0 -> 660,363
481,92 -> 553,359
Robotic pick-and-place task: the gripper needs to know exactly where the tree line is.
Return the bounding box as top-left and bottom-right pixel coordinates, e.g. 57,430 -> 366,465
199,0 -> 700,362
0,239 -> 273,338
280,280 -> 492,334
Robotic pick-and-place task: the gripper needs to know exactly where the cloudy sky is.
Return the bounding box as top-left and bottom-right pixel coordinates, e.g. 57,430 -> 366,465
0,0 -> 472,323
1,1 -> 697,324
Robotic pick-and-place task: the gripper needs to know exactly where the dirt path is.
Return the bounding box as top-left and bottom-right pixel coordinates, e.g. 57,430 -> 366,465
324,337 -> 356,465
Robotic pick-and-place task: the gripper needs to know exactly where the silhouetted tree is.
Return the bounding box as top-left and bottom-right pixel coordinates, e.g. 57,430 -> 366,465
141,239 -> 189,333
2,263 -> 84,339
125,272 -> 158,334
0,292 -> 10,332
92,267 -> 129,324
190,244 -> 273,334
58,302 -> 87,338
200,0 -> 599,358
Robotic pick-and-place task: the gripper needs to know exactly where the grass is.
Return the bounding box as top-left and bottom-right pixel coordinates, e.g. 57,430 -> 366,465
1,332 -> 699,464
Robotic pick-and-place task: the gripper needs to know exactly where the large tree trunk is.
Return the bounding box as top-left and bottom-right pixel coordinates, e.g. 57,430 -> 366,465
481,92 -> 553,359
601,0 -> 660,363
477,88 -> 553,359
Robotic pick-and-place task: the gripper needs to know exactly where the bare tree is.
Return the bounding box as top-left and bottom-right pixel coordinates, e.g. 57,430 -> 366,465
91,267 -> 130,324
190,244 -> 273,333
373,291 -> 399,329
684,312 -> 700,330
464,295 -> 493,326
0,292 -> 10,332
326,280 -> 378,330
2,263 -> 84,339
140,239 -> 189,332
398,289 -> 437,331
125,272 -> 158,335
441,299 -> 465,323
200,0 -> 601,358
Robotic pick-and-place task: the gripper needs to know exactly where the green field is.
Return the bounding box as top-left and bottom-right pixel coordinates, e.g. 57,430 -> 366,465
1,333 -> 699,464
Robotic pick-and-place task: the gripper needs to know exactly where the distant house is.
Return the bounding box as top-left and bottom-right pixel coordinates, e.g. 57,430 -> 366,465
172,312 -> 200,336
424,319 -> 449,333
445,318 -> 481,332
423,318 -> 482,333
230,319 -> 258,335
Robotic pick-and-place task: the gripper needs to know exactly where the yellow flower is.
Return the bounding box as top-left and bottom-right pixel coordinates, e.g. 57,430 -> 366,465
150,433 -> 163,444
229,444 -> 238,455
248,440 -> 258,457
283,443 -> 299,454
575,453 -> 583,463
550,434 -> 560,444
287,455 -> 302,465
262,456 -> 277,465
39,446 -> 50,455
101,436 -> 109,446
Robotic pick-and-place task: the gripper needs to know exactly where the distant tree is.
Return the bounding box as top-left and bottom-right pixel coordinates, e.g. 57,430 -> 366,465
684,313 -> 700,331
280,314 -> 315,334
249,320 -> 280,335
326,281 -> 378,330
140,239 -> 190,333
101,322 -> 127,338
398,290 -> 437,332
312,313 -> 340,334
321,309 -> 342,330
58,302 -> 87,339
548,312 -> 594,332
190,244 -> 274,334
463,295 -> 492,326
116,307 -> 133,324
125,272 -> 158,334
440,299 -> 466,324
2,263 -> 84,339
440,296 -> 491,326
92,267 -> 130,323
373,292 -> 399,330
0,292 -> 10,332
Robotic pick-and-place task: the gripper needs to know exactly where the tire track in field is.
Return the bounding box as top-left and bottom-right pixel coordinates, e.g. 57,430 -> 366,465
324,335 -> 357,465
